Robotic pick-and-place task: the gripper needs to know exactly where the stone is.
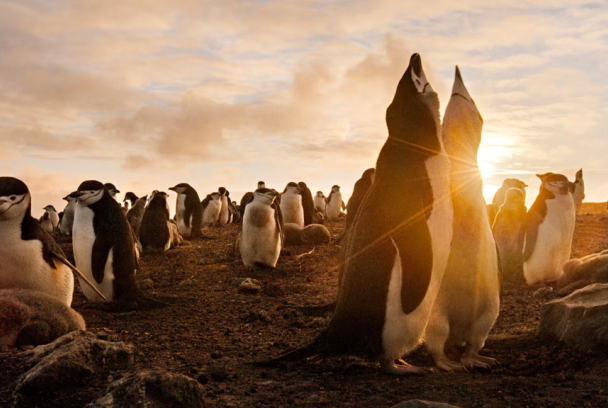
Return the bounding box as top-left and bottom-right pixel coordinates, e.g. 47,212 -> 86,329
86,370 -> 206,408
391,400 -> 460,408
540,283 -> 608,349
238,278 -> 260,294
557,252 -> 608,295
13,331 -> 134,404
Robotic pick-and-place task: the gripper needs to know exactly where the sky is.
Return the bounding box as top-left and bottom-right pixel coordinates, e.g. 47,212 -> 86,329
1,0 -> 607,217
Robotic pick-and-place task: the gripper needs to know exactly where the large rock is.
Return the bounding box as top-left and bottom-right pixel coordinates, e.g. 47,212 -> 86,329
540,283 -> 608,349
86,370 -> 206,408
557,251 -> 608,295
13,331 -> 134,405
391,401 -> 460,408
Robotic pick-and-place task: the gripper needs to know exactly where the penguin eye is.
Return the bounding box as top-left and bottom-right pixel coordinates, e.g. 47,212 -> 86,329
10,196 -> 16,201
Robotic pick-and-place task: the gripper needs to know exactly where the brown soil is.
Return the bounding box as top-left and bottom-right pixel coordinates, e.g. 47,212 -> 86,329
2,203 -> 608,407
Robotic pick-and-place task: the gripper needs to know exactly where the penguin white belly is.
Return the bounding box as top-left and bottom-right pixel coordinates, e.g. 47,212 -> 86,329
382,155 -> 453,358
280,195 -> 304,227
523,196 -> 575,285
50,212 -> 60,228
73,205 -> 114,302
203,201 -> 222,224
326,194 -> 342,220
41,219 -> 54,234
314,197 -> 326,213
240,203 -> 281,267
0,227 -> 74,306
175,194 -> 190,236
58,206 -> 74,235
219,196 -> 229,224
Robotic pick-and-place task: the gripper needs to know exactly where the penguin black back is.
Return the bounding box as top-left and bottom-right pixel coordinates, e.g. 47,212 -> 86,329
345,168 -> 375,230
139,192 -> 171,251
298,182 -> 314,226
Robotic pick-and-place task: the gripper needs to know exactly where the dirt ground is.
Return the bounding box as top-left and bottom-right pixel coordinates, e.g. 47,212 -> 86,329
2,203 -> 608,408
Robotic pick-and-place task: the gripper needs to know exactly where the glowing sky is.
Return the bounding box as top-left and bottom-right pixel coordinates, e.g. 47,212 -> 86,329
1,1 -> 607,217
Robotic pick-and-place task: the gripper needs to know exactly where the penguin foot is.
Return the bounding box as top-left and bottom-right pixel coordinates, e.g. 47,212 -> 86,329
435,357 -> 469,372
461,354 -> 497,371
380,358 -> 430,376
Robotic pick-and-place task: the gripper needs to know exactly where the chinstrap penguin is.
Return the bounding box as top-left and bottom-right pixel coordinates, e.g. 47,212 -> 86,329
104,183 -> 120,200
280,182 -> 304,227
218,187 -> 230,225
345,168 -> 375,230
571,168 -> 584,214
202,192 -> 222,226
169,183 -> 202,239
57,195 -> 77,235
493,188 -> 527,283
314,191 -> 327,215
138,191 -> 174,252
488,179 -> 528,225
326,185 -> 345,220
298,182 -> 315,226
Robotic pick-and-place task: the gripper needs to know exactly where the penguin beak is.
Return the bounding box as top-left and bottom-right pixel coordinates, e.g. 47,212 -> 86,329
168,187 -> 176,192
69,191 -> 85,198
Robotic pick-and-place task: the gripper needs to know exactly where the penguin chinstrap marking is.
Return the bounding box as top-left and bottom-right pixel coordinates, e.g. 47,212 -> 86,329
326,185 -> 345,220
571,168 -> 584,214
522,173 -> 575,286
71,180 -> 140,305
138,191 -> 173,252
423,66 -> 500,372
0,177 -> 76,306
280,182 -> 304,227
169,183 -> 202,239
298,182 -> 315,226
345,168 -> 375,231
239,188 -> 283,268
264,54 -> 453,375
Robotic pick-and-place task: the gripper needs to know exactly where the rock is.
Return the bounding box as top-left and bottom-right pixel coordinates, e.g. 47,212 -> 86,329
533,286 -> 554,297
0,288 -> 86,349
86,370 -> 206,408
238,278 -> 260,294
557,252 -> 608,295
13,331 -> 134,405
391,400 -> 460,408
540,283 -> 608,349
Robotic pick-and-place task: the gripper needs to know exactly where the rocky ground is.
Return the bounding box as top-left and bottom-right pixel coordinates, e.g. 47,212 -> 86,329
2,203 -> 608,407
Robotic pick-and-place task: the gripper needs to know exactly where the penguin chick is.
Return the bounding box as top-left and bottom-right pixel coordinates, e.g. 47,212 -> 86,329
0,288 -> 85,349
280,182 -> 304,227
138,191 -> 172,252
493,188 -> 527,283
326,185 -> 345,220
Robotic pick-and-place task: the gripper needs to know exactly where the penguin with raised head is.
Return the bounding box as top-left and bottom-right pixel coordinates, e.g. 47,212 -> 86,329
424,66 -> 500,372
168,183 -> 202,239
493,187 -> 527,283
239,188 -> 283,268
104,183 -> 120,200
263,53 -> 453,375
0,177 -> 103,307
218,187 -> 230,224
326,185 -> 345,220
298,182 -> 315,226
488,179 -> 528,224
572,168 -> 584,214
138,191 -> 173,252
57,195 -> 77,235
522,173 -> 575,285
258,181 -> 266,189
280,182 -> 304,227
202,192 -> 222,226
71,180 -> 140,306
346,168 -> 375,230
314,191 -> 327,214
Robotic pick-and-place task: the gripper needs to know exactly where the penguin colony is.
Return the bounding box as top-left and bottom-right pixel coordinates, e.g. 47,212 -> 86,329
0,52 -> 589,377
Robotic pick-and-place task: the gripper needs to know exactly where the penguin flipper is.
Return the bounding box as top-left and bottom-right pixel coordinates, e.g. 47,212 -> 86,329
522,211 -> 543,262
92,234 -> 113,284
393,216 -> 433,315
273,201 -> 285,250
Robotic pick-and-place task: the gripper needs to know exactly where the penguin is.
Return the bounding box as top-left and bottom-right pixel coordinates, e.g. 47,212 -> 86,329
298,182 -> 315,226
258,181 -> 266,189
488,179 -> 528,225
314,191 -> 327,214
345,168 -> 375,230
57,195 -> 77,235
280,182 -> 304,227
326,185 -> 345,220
39,210 -> 55,234
239,188 -> 283,268
123,192 -> 139,208
201,192 -> 222,226
42,205 -> 60,230
424,66 -> 500,372
168,183 -> 202,239
138,191 -> 173,252
263,53 -> 453,375
522,173 -> 575,285
571,168 -> 585,214
492,188 -> 527,283
126,195 -> 147,235
218,187 -> 230,224
0,177 -> 103,307
70,180 -> 140,305
240,192 -> 254,222
0,288 -> 86,349
104,183 -> 120,200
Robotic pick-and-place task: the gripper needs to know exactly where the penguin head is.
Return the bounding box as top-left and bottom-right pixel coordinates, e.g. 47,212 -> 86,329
0,177 -> 31,221
386,53 -> 440,154
210,192 -> 221,201
298,182 -> 308,190
70,180 -> 106,205
254,188 -> 279,204
218,187 -> 227,196
169,183 -> 190,195
502,188 -> 525,207
362,168 -> 375,184
62,194 -> 77,203
104,183 -> 120,197
284,182 -> 300,195
538,173 -> 573,195
43,205 -> 57,213
123,192 -> 139,204
257,181 -> 266,189
148,191 -> 169,207
316,191 -> 324,198
575,168 -> 583,181
331,185 -> 340,193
